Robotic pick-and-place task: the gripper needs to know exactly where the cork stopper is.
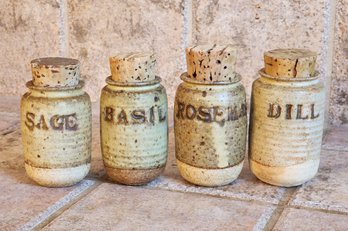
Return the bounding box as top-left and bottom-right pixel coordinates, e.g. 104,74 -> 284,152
31,57 -> 80,88
264,49 -> 317,78
185,44 -> 238,83
109,53 -> 156,83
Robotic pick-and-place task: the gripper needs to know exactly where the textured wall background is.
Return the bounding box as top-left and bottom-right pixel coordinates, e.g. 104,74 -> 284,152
0,0 -> 346,126
329,0 -> 348,125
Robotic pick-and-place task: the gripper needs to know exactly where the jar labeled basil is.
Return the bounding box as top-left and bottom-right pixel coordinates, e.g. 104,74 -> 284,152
174,45 -> 247,187
21,57 -> 91,187
249,49 -> 325,187
100,53 -> 168,185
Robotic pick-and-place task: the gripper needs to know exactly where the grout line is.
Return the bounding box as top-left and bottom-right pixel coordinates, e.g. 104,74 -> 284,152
18,180 -> 100,231
262,187 -> 298,231
145,182 -> 287,231
191,0 -> 198,44
181,0 -> 193,70
287,204 -> 348,216
38,180 -> 102,230
253,207 -> 277,231
144,184 -> 273,207
147,176 -> 286,205
322,0 -> 337,129
321,147 -> 348,152
58,0 -> 69,57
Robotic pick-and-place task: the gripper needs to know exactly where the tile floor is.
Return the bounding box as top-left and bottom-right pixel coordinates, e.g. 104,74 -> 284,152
0,96 -> 347,230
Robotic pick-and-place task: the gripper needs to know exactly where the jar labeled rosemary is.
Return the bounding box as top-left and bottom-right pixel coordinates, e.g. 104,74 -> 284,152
174,45 -> 247,187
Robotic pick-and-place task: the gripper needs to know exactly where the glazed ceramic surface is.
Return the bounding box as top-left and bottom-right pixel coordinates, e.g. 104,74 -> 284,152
100,53 -> 168,185
174,45 -> 247,187
21,57 -> 91,187
249,49 -> 325,187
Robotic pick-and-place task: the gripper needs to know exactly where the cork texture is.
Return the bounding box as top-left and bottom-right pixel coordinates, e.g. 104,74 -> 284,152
31,57 -> 80,87
264,49 -> 317,78
109,53 -> 156,83
186,44 -> 238,83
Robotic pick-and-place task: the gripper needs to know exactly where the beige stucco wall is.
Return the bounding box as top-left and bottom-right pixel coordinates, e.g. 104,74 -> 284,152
0,0 -> 346,126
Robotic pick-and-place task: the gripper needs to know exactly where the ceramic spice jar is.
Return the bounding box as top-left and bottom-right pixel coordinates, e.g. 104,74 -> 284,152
249,49 -> 325,187
100,53 -> 168,185
174,44 -> 247,187
21,57 -> 91,187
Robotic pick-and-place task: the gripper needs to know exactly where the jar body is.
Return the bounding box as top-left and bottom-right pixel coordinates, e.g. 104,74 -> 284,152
249,76 -> 325,187
21,88 -> 91,187
100,83 -> 168,185
174,79 -> 247,186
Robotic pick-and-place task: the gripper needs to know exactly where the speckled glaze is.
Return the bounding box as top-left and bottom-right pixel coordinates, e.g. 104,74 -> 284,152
100,53 -> 168,185
21,57 -> 91,187
174,45 -> 247,187
249,49 -> 325,187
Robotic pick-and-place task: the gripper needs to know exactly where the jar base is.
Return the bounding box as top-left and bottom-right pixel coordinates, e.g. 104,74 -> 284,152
105,166 -> 165,185
25,163 -> 90,187
176,159 -> 243,187
249,159 -> 320,187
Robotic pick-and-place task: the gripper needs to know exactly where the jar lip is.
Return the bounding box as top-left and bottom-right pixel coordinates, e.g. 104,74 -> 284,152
259,68 -> 320,81
26,80 -> 85,91
105,76 -> 161,86
180,72 -> 241,85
